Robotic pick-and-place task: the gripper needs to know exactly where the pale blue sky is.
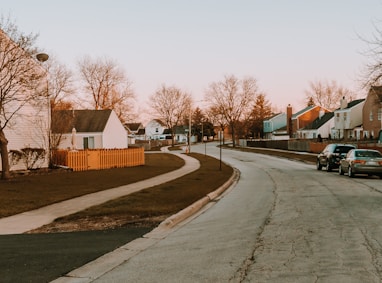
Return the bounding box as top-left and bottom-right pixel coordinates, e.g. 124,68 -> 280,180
2,0 -> 382,116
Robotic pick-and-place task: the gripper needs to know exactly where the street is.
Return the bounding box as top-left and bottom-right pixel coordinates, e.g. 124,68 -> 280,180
92,142 -> 382,283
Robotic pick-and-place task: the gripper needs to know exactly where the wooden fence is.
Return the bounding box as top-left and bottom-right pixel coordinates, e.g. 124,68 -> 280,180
52,148 -> 145,171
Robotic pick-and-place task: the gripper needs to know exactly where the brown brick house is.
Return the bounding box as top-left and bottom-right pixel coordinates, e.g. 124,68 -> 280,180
362,86 -> 382,139
287,104 -> 330,138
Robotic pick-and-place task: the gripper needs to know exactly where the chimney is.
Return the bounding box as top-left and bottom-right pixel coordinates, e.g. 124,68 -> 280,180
286,104 -> 293,138
319,108 -> 325,119
340,96 -> 348,109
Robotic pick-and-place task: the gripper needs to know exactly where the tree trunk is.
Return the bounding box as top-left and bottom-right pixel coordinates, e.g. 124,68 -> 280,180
231,123 -> 236,147
0,129 -> 11,180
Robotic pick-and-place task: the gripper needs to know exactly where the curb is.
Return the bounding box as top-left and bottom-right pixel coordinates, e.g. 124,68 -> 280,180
158,167 -> 240,229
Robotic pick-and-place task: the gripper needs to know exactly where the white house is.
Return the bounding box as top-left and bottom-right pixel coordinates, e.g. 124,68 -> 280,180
145,119 -> 168,140
52,109 -> 127,149
297,112 -> 334,139
0,30 -> 50,171
263,113 -> 287,140
333,98 -> 365,140
125,122 -> 145,143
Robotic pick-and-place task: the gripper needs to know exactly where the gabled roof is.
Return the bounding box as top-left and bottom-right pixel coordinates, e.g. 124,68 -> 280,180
346,98 -> 365,109
301,112 -> 334,130
125,123 -> 143,132
147,119 -> 166,127
265,112 -> 285,121
334,98 -> 365,111
292,105 -> 316,119
52,109 -> 112,133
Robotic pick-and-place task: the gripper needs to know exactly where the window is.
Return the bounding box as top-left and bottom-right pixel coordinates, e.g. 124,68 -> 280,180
83,137 -> 95,149
378,108 -> 382,121
370,110 -> 373,121
336,113 -> 340,121
344,112 -> 347,121
155,127 -> 159,133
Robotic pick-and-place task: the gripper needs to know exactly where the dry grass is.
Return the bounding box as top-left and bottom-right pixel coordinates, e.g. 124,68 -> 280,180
30,153 -> 233,233
0,153 -> 184,218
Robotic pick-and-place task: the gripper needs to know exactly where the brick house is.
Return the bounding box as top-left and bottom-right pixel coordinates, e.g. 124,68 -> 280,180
362,86 -> 382,139
287,104 -> 330,138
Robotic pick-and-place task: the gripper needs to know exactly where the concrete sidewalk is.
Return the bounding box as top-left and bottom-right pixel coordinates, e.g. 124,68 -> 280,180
0,152 -> 200,235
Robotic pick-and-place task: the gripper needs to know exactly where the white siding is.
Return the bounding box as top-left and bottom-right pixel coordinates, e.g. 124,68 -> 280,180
2,96 -> 50,171
145,120 -> 166,139
103,111 -> 128,148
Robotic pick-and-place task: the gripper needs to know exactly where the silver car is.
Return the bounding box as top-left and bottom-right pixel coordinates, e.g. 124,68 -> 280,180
339,149 -> 382,178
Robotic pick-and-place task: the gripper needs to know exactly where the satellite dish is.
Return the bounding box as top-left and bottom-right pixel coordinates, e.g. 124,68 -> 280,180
36,53 -> 49,62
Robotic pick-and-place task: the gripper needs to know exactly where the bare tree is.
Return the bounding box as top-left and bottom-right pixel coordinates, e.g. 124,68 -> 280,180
0,17 -> 46,179
304,79 -> 356,111
360,22 -> 382,88
204,74 -> 258,147
78,56 -> 135,123
205,106 -> 227,143
46,56 -> 75,110
150,84 -> 192,146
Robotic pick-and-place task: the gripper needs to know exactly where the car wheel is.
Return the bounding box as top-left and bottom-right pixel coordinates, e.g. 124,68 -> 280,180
348,167 -> 355,178
339,165 -> 344,175
326,160 -> 332,172
316,160 -> 322,170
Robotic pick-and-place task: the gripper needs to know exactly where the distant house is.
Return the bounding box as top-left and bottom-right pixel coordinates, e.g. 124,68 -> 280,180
263,113 -> 287,140
362,86 -> 382,139
125,122 -> 145,143
297,112 -> 334,139
287,104 -> 330,138
52,109 -> 128,150
333,97 -> 365,140
0,30 -> 49,171
145,119 -> 168,140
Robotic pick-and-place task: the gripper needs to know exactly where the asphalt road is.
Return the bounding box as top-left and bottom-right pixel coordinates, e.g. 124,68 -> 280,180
91,143 -> 382,283
0,227 -> 153,283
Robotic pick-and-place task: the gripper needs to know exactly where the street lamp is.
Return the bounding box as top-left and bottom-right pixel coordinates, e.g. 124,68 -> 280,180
36,53 -> 50,165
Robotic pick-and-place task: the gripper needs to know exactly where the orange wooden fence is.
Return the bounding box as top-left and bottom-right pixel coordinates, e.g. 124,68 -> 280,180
52,148 -> 145,171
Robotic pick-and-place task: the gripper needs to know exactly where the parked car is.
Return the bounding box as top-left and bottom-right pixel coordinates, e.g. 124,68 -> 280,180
339,149 -> 382,178
317,144 -> 356,172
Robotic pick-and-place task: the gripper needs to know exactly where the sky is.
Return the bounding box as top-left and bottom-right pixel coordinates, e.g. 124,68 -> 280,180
1,0 -> 382,121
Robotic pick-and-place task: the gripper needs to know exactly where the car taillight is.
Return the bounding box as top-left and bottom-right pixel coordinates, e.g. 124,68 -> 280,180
379,161 -> 382,165
353,160 -> 366,164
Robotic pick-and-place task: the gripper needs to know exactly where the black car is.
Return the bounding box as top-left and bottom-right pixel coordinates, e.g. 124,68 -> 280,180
317,144 -> 356,172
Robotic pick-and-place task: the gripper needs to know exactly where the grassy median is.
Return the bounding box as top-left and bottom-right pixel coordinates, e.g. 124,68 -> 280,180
16,152 -> 233,233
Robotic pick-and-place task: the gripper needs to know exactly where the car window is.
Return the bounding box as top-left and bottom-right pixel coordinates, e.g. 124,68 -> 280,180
336,146 -> 354,153
356,151 -> 382,158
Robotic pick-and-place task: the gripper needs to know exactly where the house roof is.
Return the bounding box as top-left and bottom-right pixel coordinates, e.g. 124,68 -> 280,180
333,98 -> 365,112
301,112 -> 334,130
292,105 -> 316,119
265,112 -> 284,121
346,98 -> 365,109
146,119 -> 166,127
52,109 -> 112,133
125,123 -> 142,132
